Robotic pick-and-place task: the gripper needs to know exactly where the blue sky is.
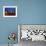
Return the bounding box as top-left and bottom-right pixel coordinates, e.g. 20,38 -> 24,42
5,8 -> 15,13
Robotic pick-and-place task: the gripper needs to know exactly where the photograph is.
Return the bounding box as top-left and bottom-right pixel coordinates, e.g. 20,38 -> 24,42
3,6 -> 17,17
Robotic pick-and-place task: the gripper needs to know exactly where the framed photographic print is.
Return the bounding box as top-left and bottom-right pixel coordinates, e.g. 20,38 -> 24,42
3,6 -> 17,17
